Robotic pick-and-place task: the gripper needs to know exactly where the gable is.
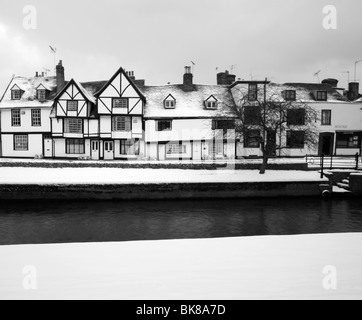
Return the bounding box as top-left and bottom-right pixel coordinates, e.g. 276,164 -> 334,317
11,84 -> 24,92
96,67 -> 145,115
205,95 -> 218,102
54,79 -> 93,118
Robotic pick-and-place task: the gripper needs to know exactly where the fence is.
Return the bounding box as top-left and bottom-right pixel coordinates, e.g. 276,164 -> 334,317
306,153 -> 361,178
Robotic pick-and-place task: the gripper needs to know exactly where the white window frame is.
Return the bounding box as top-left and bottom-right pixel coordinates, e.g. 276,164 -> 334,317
11,90 -> 22,100
31,109 -> 41,127
37,89 -> 46,101
113,116 -> 132,132
11,109 -> 21,127
113,98 -> 129,109
67,101 -> 79,112
14,135 -> 28,151
65,118 -> 83,134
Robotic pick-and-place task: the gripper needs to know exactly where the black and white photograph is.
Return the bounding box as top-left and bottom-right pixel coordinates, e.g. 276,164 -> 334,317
0,0 -> 361,303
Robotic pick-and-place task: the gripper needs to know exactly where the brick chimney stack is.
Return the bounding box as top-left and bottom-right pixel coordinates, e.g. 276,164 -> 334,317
348,82 -> 360,101
183,66 -> 194,92
217,70 -> 236,85
56,60 -> 65,93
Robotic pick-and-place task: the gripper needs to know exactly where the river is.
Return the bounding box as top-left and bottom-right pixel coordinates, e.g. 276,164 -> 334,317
0,198 -> 361,245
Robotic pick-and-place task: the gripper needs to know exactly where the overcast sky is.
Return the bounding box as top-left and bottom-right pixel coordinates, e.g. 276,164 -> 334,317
0,0 -> 362,95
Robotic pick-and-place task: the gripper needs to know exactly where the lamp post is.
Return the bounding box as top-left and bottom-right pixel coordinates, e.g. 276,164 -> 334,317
354,60 -> 362,82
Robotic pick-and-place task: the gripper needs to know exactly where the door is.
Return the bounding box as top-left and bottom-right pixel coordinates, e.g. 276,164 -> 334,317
158,144 -> 166,161
267,130 -> 277,156
104,141 -> 114,160
201,142 -> 209,160
91,140 -> 100,160
44,138 -> 53,158
319,133 -> 335,156
193,141 -> 202,161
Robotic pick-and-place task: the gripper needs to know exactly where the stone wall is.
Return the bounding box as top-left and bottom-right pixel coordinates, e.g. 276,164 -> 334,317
0,181 -> 325,201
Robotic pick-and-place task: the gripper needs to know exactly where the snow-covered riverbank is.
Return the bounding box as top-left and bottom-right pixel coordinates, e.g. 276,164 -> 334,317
0,167 -> 325,185
1,233 -> 361,300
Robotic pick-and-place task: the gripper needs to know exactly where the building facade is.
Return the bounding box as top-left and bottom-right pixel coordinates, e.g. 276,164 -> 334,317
0,62 -> 361,160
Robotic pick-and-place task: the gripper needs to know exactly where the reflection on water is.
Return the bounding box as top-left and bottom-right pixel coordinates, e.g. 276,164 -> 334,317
0,198 -> 361,245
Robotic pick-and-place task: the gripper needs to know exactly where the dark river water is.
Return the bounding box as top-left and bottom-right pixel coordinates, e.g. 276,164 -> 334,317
0,198 -> 361,245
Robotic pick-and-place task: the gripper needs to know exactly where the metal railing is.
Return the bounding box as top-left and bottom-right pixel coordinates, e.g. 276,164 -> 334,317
306,153 -> 361,178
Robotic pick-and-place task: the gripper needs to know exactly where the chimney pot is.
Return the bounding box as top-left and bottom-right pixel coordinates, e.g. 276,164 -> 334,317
35,72 -> 39,77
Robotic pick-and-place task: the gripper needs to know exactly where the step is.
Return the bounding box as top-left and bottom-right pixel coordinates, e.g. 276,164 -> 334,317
342,179 -> 350,184
337,182 -> 351,190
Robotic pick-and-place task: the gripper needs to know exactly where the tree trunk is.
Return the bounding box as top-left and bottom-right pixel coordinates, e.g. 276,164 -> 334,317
259,154 -> 269,174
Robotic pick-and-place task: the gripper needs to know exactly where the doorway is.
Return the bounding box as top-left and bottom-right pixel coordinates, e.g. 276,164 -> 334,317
319,133 -> 335,156
158,144 -> 166,161
44,138 -> 53,158
104,141 -> 114,160
91,140 -> 100,160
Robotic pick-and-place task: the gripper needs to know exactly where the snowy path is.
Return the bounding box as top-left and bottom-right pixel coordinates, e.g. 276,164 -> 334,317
0,168 -> 326,185
0,234 -> 362,300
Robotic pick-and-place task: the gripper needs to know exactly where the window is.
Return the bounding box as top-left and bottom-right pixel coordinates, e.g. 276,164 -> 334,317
212,120 -> 235,130
287,109 -> 306,126
167,143 -> 187,154
64,119 -> 83,134
165,100 -> 176,109
316,91 -> 328,101
287,131 -> 305,149
113,98 -> 128,109
121,139 -> 140,155
66,139 -> 85,154
112,116 -> 132,132
11,110 -> 21,127
11,90 -> 22,100
37,89 -> 46,101
14,135 -> 28,151
205,101 -> 217,109
67,101 -> 78,112
157,120 -> 172,131
284,90 -> 296,101
31,109 -> 41,127
336,133 -> 360,149
244,130 -> 261,148
244,106 -> 262,125
321,110 -> 332,126
249,84 -> 258,101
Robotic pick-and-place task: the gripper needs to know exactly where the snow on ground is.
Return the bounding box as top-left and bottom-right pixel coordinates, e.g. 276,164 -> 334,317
0,158 -> 307,165
0,234 -> 362,300
0,168 -> 326,185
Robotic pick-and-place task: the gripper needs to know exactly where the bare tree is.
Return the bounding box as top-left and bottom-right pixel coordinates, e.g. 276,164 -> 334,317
232,89 -> 319,174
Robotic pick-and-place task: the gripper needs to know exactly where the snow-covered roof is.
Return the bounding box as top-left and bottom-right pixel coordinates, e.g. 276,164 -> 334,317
231,81 -> 349,105
73,80 -> 97,104
141,84 -> 237,119
0,76 -> 57,108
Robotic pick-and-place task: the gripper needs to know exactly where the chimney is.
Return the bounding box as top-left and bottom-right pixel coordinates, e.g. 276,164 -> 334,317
217,70 -> 236,85
183,66 -> 194,92
322,78 -> 339,87
56,60 -> 65,93
348,82 -> 360,101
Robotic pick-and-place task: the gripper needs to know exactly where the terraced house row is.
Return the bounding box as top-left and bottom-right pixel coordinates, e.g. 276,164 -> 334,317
0,61 -> 361,160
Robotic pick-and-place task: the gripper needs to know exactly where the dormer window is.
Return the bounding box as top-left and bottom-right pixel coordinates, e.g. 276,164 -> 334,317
11,90 -> 22,100
37,89 -> 46,101
205,96 -> 218,110
284,90 -> 296,101
164,95 -> 176,109
316,91 -> 328,101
